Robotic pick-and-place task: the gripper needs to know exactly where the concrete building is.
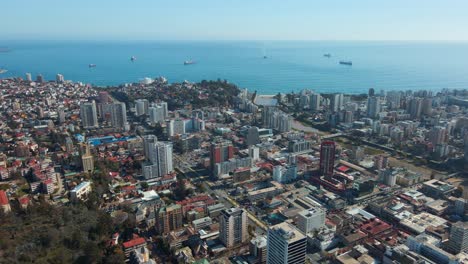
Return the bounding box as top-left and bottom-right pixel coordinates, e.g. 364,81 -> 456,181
219,208 -> 248,248
250,236 -> 267,264
447,221 -> 468,254
110,102 -> 127,130
135,99 -> 149,116
56,73 -> 64,83
157,204 -> 183,234
309,93 -> 321,111
210,140 -> 234,171
297,207 -> 326,234
288,139 -> 311,153
80,101 -> 99,128
70,181 -> 92,201
246,126 -> 260,146
273,165 -> 297,183
143,141 -> 173,179
149,102 -> 167,124
267,222 -> 307,264
367,96 -> 381,119
319,141 -> 336,177
330,93 -> 344,112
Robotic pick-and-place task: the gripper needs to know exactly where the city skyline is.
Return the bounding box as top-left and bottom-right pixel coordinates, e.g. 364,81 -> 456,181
2,0 -> 468,41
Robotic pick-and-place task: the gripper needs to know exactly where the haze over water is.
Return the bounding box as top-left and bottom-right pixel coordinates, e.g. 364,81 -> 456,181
1,41 -> 468,94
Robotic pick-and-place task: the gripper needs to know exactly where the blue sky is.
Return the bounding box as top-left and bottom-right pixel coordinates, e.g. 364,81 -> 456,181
2,0 -> 468,41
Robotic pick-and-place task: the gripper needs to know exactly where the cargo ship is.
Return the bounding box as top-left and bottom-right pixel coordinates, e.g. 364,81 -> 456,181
89,64 -> 96,68
324,53 -> 331,58
339,61 -> 352,66
184,60 -> 195,65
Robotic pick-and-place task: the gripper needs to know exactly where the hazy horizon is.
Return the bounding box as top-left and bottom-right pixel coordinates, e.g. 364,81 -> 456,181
3,0 -> 468,42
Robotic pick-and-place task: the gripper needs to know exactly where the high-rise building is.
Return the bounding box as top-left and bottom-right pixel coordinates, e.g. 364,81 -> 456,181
157,204 -> 183,234
309,93 -> 321,111
447,221 -> 468,254
149,102 -> 167,124
25,73 -> 32,82
143,141 -> 173,179
57,107 -> 66,124
143,135 -> 158,160
219,208 -> 248,248
297,207 -> 326,234
422,98 -> 433,116
246,126 -> 260,146
262,107 -> 292,133
428,126 -> 448,146
330,93 -> 344,112
386,91 -> 401,110
273,165 -> 297,183
250,236 -> 267,264
319,141 -> 336,176
36,74 -> 44,83
80,101 -> 99,129
408,97 -> 423,119
81,143 -> 94,173
135,99 -> 149,116
369,88 -> 375,97
110,102 -> 127,130
267,222 -> 307,264
367,96 -> 381,119
56,73 -> 64,83
249,146 -> 260,164
210,140 -> 234,170
464,132 -> 468,164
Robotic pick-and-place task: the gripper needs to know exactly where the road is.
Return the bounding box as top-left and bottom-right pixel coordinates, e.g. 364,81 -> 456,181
174,154 -> 268,232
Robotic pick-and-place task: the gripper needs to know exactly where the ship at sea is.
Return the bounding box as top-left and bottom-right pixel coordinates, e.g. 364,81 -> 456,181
184,60 -> 195,65
0,69 -> 7,74
89,64 -> 96,68
339,61 -> 352,66
324,53 -> 331,58
131,56 -> 136,62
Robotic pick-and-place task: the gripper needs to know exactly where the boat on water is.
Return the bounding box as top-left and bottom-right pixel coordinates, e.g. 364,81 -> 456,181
89,64 -> 97,68
263,55 -> 268,59
339,61 -> 352,66
0,69 -> 7,74
184,60 -> 195,65
131,56 -> 136,61
324,53 -> 331,58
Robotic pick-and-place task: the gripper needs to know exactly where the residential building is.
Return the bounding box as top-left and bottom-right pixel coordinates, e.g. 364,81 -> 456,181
447,222 -> 468,254
80,101 -> 99,128
157,204 -> 183,234
70,181 -> 92,201
320,141 -> 336,177
219,208 -> 248,248
297,207 -> 326,234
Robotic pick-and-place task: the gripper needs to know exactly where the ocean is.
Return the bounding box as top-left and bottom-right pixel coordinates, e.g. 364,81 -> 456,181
1,40 -> 468,94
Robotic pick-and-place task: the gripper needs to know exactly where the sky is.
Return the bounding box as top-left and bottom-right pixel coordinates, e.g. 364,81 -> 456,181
2,0 -> 468,41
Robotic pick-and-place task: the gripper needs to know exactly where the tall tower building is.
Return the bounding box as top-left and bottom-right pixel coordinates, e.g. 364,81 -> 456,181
319,141 -> 336,176
428,126 -> 448,146
246,126 -> 260,146
143,141 -> 173,179
447,222 -> 468,254
309,93 -> 321,111
330,93 -> 344,112
25,73 -> 32,82
143,135 -> 158,161
135,99 -> 149,116
56,73 -> 64,83
80,101 -> 99,129
36,74 -> 44,83
250,236 -> 267,264
408,97 -> 423,119
110,102 -> 127,130
367,96 -> 381,119
266,222 -> 307,264
368,88 -> 375,97
210,140 -> 234,170
219,208 -> 248,248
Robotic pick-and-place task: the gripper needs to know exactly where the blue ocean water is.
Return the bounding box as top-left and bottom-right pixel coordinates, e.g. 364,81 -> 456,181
1,41 -> 468,94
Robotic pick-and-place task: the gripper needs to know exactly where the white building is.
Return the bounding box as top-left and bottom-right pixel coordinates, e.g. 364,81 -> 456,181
296,207 -> 326,234
143,141 -> 173,179
135,99 -> 149,116
70,181 -> 92,201
267,222 -> 307,264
